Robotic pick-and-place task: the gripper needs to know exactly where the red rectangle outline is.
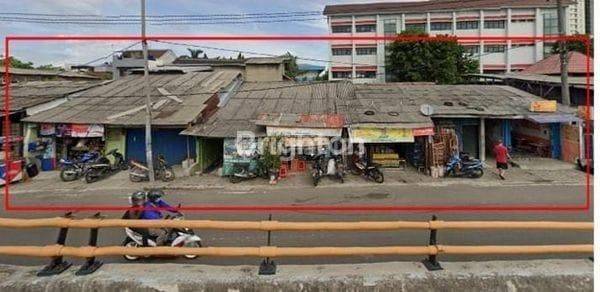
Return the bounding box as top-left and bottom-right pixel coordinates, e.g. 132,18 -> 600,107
2,34 -> 592,213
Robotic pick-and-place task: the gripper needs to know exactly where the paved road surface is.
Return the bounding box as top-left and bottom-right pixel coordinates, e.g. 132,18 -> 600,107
0,183 -> 592,266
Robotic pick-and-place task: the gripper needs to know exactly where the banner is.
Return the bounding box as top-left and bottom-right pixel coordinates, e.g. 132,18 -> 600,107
266,126 -> 342,137
350,128 -> 414,143
39,124 -> 55,136
71,124 -> 104,138
412,127 -> 435,136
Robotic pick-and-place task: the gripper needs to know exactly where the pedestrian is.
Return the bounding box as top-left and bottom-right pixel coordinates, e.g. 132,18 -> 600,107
493,139 -> 511,180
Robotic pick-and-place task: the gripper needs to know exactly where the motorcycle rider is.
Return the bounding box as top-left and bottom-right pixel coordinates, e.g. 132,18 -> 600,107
122,191 -> 154,245
141,189 -> 181,246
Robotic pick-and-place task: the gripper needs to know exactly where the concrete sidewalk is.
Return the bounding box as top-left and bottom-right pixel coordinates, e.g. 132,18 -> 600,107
0,260 -> 592,291
7,159 -> 589,195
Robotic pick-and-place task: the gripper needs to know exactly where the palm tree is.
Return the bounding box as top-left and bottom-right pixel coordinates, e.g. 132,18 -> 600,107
187,48 -> 204,59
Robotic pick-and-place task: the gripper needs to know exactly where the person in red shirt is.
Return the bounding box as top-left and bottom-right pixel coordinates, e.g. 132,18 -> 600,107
493,139 -> 511,180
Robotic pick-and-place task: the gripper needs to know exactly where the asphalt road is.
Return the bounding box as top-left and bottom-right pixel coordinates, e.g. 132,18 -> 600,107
0,183 -> 592,266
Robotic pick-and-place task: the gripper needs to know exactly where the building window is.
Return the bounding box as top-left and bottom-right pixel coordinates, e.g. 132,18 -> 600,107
356,47 -> 377,55
543,13 -> 558,35
331,25 -> 352,33
332,48 -> 352,56
456,21 -> 479,30
384,20 -> 397,35
484,45 -> 506,53
404,23 -> 426,32
332,71 -> 352,79
512,43 -> 534,48
430,22 -> 452,31
511,19 -> 534,23
463,45 -> 480,56
484,20 -> 506,29
356,71 -> 376,78
356,24 -> 376,33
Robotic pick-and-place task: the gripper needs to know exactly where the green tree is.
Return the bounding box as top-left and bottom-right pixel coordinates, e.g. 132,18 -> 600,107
282,52 -> 300,78
386,30 -> 478,84
551,35 -> 593,57
0,57 -> 34,69
187,48 -> 204,58
36,64 -> 64,71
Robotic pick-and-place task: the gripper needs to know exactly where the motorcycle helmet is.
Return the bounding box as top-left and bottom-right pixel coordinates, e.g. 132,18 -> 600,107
147,189 -> 165,202
129,191 -> 146,206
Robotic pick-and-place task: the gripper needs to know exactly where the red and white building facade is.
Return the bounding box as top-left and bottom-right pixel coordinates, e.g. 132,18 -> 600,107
323,0 -> 583,83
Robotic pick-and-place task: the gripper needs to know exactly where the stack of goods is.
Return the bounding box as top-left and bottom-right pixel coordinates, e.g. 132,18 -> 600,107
371,145 -> 401,168
425,127 -> 458,177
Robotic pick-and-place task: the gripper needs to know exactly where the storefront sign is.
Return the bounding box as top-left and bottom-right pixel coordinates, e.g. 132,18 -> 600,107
39,124 -> 55,136
266,126 -> 342,137
71,124 -> 104,137
350,128 -> 414,143
530,100 -> 557,112
412,127 -> 435,136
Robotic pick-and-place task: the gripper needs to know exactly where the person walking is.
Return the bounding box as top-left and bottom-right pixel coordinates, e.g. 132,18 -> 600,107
493,139 -> 511,180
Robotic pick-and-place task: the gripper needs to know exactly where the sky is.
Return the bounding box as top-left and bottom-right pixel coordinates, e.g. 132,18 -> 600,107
0,0 -> 399,68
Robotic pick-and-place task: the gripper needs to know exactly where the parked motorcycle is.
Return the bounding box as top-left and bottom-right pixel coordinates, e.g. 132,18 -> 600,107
122,212 -> 203,261
350,153 -> 384,183
311,153 -> 344,186
84,149 -> 127,183
59,151 -> 99,182
230,157 -> 268,183
445,152 -> 484,178
129,154 -> 175,182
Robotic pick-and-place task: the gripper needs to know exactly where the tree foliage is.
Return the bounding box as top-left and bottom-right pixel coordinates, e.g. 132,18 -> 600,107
187,48 -> 204,58
385,30 -> 479,84
0,57 -> 34,69
551,35 -> 593,57
282,52 -> 300,78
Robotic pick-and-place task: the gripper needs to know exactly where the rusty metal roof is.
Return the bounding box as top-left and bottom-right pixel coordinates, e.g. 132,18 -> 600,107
1,80 -> 104,114
182,81 -> 354,137
23,71 -> 241,126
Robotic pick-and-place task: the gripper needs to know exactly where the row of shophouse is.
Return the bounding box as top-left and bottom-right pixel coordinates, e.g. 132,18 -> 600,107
1,63 -> 587,177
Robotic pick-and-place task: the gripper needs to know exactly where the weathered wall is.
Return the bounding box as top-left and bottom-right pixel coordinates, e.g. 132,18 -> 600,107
0,260 -> 592,292
561,123 -> 580,163
246,64 -> 283,82
105,128 -> 126,164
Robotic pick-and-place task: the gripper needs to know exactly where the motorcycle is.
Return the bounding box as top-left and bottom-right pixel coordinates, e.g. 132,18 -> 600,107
84,149 -> 127,183
445,152 -> 484,178
129,154 -> 175,182
59,151 -> 99,182
122,212 -> 203,261
350,154 -> 384,183
311,153 -> 344,186
230,157 -> 268,183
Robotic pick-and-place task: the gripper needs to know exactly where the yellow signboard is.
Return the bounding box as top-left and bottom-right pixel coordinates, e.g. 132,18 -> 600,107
350,128 -> 414,143
530,100 -> 557,112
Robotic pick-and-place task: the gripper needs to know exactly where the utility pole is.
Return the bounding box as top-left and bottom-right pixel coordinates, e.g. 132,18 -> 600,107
141,0 -> 155,181
557,0 -> 571,105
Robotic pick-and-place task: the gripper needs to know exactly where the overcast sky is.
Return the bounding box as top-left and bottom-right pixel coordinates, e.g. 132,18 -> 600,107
0,0 -> 403,68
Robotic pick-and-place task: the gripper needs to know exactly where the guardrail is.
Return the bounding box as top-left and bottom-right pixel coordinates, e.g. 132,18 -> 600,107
0,214 -> 592,276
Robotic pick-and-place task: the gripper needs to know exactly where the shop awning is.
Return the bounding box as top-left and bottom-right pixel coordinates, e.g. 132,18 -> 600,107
526,114 -> 581,124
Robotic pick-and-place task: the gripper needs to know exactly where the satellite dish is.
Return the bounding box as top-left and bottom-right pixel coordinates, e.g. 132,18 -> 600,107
420,104 -> 434,116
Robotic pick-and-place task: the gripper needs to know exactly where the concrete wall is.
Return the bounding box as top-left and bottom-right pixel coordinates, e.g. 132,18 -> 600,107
245,64 -> 283,82
105,128 -> 126,163
0,260 -> 592,292
562,123 -> 580,163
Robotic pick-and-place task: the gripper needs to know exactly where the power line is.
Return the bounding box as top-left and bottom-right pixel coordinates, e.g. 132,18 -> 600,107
80,42 -> 141,66
0,11 -> 322,18
0,17 -> 326,25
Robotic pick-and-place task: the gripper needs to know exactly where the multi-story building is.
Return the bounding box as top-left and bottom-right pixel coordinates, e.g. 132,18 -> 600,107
323,0 -> 579,83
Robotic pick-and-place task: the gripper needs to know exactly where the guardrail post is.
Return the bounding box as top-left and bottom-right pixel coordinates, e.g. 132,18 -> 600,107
422,215 -> 443,271
259,214 -> 276,275
38,212 -> 73,276
76,213 -> 103,275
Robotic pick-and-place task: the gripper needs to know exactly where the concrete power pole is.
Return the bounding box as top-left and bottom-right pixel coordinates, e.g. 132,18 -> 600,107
557,0 -> 571,105
141,0 -> 155,181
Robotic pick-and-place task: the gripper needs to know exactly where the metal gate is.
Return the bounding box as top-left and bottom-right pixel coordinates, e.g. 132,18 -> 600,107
126,128 -> 195,166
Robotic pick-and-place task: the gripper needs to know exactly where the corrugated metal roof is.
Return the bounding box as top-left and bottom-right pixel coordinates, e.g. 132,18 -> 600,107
0,67 -> 100,79
1,80 -> 104,113
182,81 -> 354,137
521,52 -> 593,75
22,71 -> 241,126
351,83 -> 575,120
